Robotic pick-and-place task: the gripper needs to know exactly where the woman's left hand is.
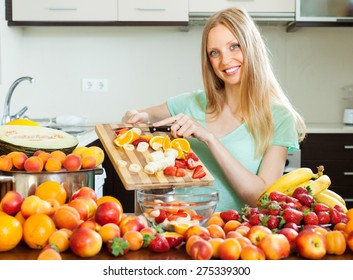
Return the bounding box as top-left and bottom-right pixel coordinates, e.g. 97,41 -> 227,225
153,114 -> 212,143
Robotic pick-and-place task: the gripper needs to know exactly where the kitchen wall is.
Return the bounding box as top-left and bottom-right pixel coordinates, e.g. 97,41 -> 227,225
1,6 -> 353,125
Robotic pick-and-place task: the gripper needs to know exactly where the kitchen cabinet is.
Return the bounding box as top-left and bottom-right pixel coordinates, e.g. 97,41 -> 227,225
5,0 -> 188,26
300,133 -> 353,209
189,0 -> 295,15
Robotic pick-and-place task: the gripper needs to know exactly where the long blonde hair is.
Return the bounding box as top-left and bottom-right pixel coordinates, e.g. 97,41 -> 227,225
201,7 -> 306,157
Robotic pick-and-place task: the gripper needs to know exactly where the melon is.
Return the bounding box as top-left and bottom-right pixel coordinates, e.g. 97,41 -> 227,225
0,125 -> 78,156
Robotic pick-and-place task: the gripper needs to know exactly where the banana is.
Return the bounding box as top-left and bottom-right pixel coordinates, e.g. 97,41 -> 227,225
304,175 -> 331,196
257,167 -> 319,204
314,192 -> 348,213
321,189 -> 346,207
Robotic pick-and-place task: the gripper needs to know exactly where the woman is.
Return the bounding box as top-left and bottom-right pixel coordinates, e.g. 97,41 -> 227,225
122,7 -> 306,212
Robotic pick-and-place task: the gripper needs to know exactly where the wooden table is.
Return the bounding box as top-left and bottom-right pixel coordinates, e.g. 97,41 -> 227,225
1,243 -> 353,260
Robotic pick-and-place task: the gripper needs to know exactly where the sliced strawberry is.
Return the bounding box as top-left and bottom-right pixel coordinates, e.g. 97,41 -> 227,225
175,167 -> 186,177
186,152 -> 199,161
191,214 -> 204,221
186,158 -> 197,170
131,137 -> 148,146
192,165 -> 206,179
154,209 -> 168,224
163,166 -> 177,176
174,159 -> 187,169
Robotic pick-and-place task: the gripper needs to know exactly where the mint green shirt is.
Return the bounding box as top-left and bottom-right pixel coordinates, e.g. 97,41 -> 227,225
167,90 -> 299,212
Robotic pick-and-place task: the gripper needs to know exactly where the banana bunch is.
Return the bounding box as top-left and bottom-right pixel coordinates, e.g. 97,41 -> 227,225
257,165 -> 347,212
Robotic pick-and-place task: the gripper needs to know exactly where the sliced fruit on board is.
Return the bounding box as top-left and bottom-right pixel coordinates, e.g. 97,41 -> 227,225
0,125 -> 78,156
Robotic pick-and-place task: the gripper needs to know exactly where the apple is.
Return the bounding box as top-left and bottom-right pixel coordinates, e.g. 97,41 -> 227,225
69,228 -> 102,258
246,225 -> 272,246
95,201 -> 123,226
1,190 -> 24,215
295,230 -> 328,259
71,186 -> 97,202
189,239 -> 213,260
258,233 -> 291,260
277,228 -> 299,252
119,215 -> 145,236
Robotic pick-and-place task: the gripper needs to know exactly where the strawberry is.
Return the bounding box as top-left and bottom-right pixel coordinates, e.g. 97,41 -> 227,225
143,233 -> 170,253
163,166 -> 177,176
186,158 -> 197,170
220,209 -> 240,222
313,203 -> 330,214
175,167 -> 186,177
282,208 -> 304,225
131,137 -> 148,146
154,209 -> 168,224
106,237 -> 130,257
296,193 -> 314,207
298,205 -> 310,213
267,201 -> 281,216
341,212 -> 349,224
330,208 -> 342,225
285,196 -> 302,209
269,191 -> 288,203
303,211 -> 319,225
334,204 -> 345,213
317,211 -> 331,225
242,205 -> 258,219
263,215 -> 280,230
248,213 -> 264,226
174,159 -> 187,169
192,165 -> 206,179
186,152 -> 199,161
292,186 -> 309,199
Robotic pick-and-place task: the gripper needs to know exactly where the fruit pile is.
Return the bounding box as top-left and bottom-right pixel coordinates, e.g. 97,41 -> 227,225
112,127 -> 206,179
0,146 -> 104,172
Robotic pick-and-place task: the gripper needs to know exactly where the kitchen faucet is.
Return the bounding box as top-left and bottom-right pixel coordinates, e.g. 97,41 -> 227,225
1,76 -> 35,125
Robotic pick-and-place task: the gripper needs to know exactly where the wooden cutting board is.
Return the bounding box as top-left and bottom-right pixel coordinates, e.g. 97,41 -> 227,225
95,123 -> 214,190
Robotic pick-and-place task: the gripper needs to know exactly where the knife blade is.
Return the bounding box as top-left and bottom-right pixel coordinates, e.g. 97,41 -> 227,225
115,126 -> 171,134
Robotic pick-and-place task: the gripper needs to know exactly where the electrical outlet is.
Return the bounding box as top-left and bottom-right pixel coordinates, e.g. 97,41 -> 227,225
82,79 -> 108,92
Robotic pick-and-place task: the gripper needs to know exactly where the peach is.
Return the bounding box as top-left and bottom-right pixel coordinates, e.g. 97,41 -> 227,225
63,154 -> 82,171
246,225 -> 272,246
0,155 -> 13,171
9,151 -> 28,170
1,190 -> 24,215
258,233 -> 291,260
240,244 -> 266,260
223,220 -> 241,234
119,215 -> 145,236
206,214 -> 225,227
71,187 -> 97,202
77,220 -> 101,231
189,239 -> 213,260
185,235 -> 203,256
206,224 -> 226,239
208,237 -> 224,259
218,238 -> 242,260
20,195 -> 53,218
234,236 -> 252,249
23,156 -> 44,172
37,152 -> 51,165
184,225 -> 210,241
50,150 -> 67,164
44,157 -> 62,172
52,205 -> 81,230
81,146 -> 104,167
68,197 -> 97,221
226,230 -> 243,239
81,156 -> 96,170
98,223 -> 121,243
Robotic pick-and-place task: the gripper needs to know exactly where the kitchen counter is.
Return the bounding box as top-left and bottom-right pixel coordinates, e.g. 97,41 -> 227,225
306,123 -> 353,133
1,243 -> 353,260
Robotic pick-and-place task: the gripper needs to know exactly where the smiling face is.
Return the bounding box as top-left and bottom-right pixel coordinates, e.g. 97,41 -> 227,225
207,24 -> 243,88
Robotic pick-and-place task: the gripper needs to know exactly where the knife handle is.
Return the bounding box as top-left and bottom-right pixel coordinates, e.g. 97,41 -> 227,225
149,126 -> 171,133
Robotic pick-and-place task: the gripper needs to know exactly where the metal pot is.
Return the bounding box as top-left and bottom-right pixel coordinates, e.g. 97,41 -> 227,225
0,168 -> 103,201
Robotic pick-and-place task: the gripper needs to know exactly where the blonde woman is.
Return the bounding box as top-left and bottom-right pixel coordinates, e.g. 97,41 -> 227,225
122,7 -> 306,211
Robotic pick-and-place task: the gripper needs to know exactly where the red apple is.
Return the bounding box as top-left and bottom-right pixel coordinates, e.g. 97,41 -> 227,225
69,228 -> 102,257
95,201 -> 123,226
246,225 -> 272,246
71,186 -> 97,202
277,228 -> 299,252
1,190 -> 24,215
295,230 -> 328,259
119,215 -> 145,236
258,233 -> 291,260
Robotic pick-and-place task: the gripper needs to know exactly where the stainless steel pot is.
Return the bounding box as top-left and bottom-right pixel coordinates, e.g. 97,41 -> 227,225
0,168 -> 103,201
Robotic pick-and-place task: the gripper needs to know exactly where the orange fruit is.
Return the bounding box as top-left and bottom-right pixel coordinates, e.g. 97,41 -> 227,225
0,213 -> 23,252
149,135 -> 165,150
346,208 -> 353,221
326,230 -> 346,255
333,222 -> 347,232
50,150 -> 67,164
171,138 -> 190,153
344,219 -> 353,235
114,130 -> 140,147
23,213 -> 56,249
162,135 -> 171,150
123,230 -> 144,251
48,229 -> 71,252
35,181 -> 67,205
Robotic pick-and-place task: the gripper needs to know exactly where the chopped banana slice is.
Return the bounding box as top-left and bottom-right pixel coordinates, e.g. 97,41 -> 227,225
151,142 -> 163,150
146,151 -> 165,162
129,163 -> 142,173
136,142 -> 149,152
130,127 -> 142,135
123,144 -> 135,151
117,159 -> 128,167
164,148 -> 178,159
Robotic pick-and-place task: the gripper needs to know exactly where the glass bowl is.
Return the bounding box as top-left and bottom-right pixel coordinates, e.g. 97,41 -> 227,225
137,186 -> 219,231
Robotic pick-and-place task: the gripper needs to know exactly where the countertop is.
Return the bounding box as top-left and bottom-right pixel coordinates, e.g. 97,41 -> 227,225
1,243 -> 353,260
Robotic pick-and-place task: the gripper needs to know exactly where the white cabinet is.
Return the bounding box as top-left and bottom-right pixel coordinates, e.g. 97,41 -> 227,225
118,0 -> 188,22
11,0 -> 118,22
189,0 -> 294,16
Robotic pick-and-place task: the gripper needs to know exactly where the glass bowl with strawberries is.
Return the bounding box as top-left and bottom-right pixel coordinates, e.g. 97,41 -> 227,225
137,186 -> 219,231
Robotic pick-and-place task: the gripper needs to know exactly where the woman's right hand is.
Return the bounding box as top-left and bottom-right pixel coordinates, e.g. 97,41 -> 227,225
122,109 -> 149,124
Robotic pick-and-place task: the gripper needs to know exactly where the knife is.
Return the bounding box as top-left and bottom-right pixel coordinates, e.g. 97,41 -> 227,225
115,126 -> 171,134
